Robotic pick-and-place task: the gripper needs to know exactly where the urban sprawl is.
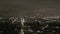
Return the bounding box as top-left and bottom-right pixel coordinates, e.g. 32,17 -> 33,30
0,16 -> 60,34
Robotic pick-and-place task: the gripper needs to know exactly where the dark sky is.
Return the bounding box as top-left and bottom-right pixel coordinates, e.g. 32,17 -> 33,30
0,0 -> 60,17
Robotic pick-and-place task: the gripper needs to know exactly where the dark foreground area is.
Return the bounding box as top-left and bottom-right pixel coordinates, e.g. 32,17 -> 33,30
0,17 -> 60,34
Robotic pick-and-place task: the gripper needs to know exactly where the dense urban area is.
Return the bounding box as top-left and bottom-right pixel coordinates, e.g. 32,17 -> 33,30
0,16 -> 60,34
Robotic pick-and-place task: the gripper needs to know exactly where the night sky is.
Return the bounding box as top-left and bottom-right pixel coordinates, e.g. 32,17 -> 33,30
0,0 -> 60,17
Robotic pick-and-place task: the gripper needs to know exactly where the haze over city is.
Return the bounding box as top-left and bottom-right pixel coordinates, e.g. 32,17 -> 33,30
0,0 -> 60,17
